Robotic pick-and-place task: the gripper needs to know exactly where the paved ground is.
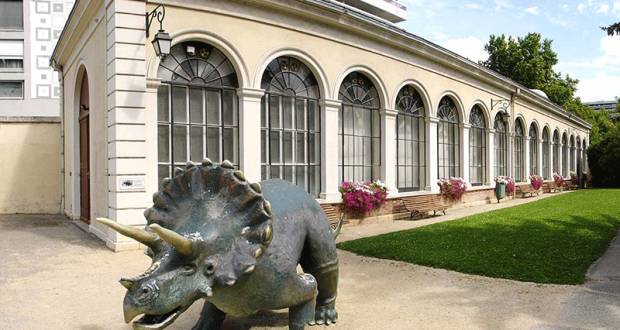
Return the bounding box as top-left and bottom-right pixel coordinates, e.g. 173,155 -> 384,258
1,191 -> 619,329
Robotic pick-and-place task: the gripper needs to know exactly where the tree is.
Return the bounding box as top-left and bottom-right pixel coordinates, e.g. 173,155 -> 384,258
601,22 -> 620,36
480,33 -> 578,107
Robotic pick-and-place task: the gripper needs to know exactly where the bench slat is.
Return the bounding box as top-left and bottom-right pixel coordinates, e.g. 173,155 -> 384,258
400,195 -> 451,220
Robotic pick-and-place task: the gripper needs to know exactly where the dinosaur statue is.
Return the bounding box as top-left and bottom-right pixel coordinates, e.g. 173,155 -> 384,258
97,159 -> 342,330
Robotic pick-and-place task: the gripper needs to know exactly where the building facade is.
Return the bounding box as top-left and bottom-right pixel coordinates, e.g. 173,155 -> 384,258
583,100 -> 617,113
51,0 -> 591,251
0,0 -> 74,213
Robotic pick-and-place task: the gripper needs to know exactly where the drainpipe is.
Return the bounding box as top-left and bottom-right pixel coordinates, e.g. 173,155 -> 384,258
51,59 -> 66,215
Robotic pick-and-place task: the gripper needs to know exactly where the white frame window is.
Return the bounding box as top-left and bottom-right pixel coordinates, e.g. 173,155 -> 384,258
469,106 -> 486,186
0,40 -> 24,72
0,80 -> 23,99
0,0 -> 23,30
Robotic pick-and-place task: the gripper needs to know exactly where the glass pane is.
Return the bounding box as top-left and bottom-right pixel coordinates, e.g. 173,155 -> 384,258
284,132 -> 294,164
296,165 -> 307,191
173,125 -> 187,163
405,141 -> 412,166
207,127 -> 221,161
0,1 -> 23,29
284,165 -> 294,183
271,165 -> 281,179
158,125 -> 170,163
261,130 -> 268,164
190,126 -> 203,162
283,97 -> 294,130
0,81 -> 22,98
373,137 -> 381,166
270,96 -> 281,129
296,132 -> 305,164
261,95 -> 268,128
296,99 -> 306,130
172,87 -> 187,123
206,90 -> 221,125
373,110 -> 381,137
189,88 -> 203,124
157,85 -> 169,122
223,128 -> 237,163
222,90 -> 237,125
270,131 -> 281,164
364,137 -> 372,166
343,106 -> 353,134
308,166 -> 318,197
309,133 -> 317,164
308,100 -> 318,131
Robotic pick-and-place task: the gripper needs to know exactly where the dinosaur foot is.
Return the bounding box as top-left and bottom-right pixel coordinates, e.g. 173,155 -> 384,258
308,301 -> 337,326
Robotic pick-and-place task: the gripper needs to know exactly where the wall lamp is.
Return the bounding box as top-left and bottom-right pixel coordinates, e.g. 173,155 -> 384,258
146,5 -> 172,59
491,98 -> 511,122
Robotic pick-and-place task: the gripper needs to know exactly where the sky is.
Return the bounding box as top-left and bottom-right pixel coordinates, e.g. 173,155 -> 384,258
396,0 -> 620,102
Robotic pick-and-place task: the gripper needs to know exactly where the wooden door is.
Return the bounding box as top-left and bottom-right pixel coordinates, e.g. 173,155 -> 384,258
79,73 -> 90,224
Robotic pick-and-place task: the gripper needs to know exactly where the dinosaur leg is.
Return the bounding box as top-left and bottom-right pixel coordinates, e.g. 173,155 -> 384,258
191,301 -> 226,330
284,273 -> 318,330
306,261 -> 339,326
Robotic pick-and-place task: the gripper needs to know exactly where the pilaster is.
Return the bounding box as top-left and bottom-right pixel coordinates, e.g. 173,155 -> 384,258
237,88 -> 265,183
427,117 -> 439,193
487,128 -> 495,184
319,99 -> 341,200
461,123 -> 470,184
381,108 -> 398,194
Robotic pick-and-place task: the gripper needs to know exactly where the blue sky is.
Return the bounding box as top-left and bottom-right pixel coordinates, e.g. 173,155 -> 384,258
396,0 -> 620,102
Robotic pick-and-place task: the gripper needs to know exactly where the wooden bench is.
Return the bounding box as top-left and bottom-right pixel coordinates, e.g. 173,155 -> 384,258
401,195 -> 451,220
320,204 -> 347,231
515,185 -> 541,198
545,181 -> 562,193
565,181 -> 578,190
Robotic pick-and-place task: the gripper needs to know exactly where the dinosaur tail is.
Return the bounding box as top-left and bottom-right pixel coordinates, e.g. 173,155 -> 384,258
332,213 -> 344,239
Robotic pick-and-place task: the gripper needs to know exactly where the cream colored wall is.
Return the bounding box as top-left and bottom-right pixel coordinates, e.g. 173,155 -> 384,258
59,5 -> 108,224
0,122 -> 61,213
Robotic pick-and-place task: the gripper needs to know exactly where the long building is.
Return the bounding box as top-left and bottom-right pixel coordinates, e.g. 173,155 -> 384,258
51,0 -> 591,251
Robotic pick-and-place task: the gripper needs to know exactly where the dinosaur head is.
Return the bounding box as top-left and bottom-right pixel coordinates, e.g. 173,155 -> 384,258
98,160 -> 273,330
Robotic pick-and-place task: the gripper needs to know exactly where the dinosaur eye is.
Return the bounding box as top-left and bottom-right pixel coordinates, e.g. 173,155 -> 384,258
204,263 -> 215,276
181,263 -> 196,275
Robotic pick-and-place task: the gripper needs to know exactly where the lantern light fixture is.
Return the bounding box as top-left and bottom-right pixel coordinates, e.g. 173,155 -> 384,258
146,5 -> 172,59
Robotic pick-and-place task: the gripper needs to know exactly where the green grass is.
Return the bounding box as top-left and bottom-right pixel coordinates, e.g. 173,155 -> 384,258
337,190 -> 620,285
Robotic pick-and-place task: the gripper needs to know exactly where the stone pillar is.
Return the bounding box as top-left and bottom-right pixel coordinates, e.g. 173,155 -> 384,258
427,117 -> 439,193
525,136 -> 531,182
487,128 -> 495,184
508,132 -> 514,179
101,0 -> 149,251
461,123 -> 470,184
558,142 -> 563,178
381,108 -> 398,194
237,88 -> 264,183
538,139 -> 543,178
319,99 -> 341,200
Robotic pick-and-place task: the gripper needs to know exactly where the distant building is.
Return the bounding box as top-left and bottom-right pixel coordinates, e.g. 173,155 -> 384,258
583,100 -> 617,112
0,0 -> 74,213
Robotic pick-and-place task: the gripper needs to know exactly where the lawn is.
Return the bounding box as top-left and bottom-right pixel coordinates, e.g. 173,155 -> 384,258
337,189 -> 620,285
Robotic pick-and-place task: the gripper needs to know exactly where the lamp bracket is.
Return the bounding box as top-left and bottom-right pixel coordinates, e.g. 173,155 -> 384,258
491,98 -> 510,113
146,4 -> 165,38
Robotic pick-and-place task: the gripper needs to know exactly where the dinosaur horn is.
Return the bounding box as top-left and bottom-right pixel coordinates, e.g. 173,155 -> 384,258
149,224 -> 196,257
96,218 -> 160,248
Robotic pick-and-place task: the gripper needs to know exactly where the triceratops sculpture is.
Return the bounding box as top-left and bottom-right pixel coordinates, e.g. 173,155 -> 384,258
97,159 -> 341,330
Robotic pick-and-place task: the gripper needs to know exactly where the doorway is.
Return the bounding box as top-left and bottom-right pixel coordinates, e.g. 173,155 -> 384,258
78,72 -> 90,224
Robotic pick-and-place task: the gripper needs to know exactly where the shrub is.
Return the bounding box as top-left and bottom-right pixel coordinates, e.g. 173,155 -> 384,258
438,177 -> 468,199
587,124 -> 620,188
529,174 -> 544,190
570,171 -> 578,184
339,181 -> 388,214
494,176 -> 515,194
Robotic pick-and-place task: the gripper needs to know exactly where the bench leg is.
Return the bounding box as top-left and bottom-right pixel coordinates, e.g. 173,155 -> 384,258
442,209 -> 446,215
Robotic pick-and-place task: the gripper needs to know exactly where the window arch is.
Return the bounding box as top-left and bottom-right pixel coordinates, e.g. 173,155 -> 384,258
396,85 -> 426,192
514,119 -> 525,182
529,124 -> 538,176
469,106 -> 486,186
542,128 -> 550,179
338,72 -> 381,182
437,96 -> 460,179
260,56 -> 320,196
157,41 -> 239,189
553,130 -> 559,175
494,114 -> 508,177
562,133 -> 568,176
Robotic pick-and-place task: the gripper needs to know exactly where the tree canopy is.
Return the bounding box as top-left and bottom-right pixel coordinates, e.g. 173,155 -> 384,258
601,22 -> 620,36
479,33 -> 577,107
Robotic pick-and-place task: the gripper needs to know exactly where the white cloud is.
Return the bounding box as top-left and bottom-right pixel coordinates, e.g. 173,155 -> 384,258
526,6 -> 540,15
561,3 -> 570,11
435,32 -> 448,40
577,3 -> 586,13
466,3 -> 485,10
493,0 -> 511,11
613,1 -> 620,16
557,36 -> 620,70
440,36 -> 489,63
597,4 -> 610,14
575,73 -> 620,101
546,13 -> 570,27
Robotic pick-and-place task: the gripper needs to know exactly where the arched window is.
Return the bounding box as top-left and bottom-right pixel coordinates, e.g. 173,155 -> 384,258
553,130 -> 559,174
576,137 -> 582,171
542,128 -> 550,179
437,97 -> 460,179
338,72 -> 380,182
494,114 -> 508,177
260,57 -> 320,196
562,134 -> 568,176
582,140 -> 587,170
529,124 -> 538,176
570,136 -> 575,173
469,106 -> 486,186
514,120 -> 525,182
396,86 -> 426,192
157,41 -> 239,189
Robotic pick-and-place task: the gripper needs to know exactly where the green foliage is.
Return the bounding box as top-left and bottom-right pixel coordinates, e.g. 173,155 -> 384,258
588,125 -> 620,187
338,190 -> 620,284
480,33 -> 578,106
601,22 -> 620,36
